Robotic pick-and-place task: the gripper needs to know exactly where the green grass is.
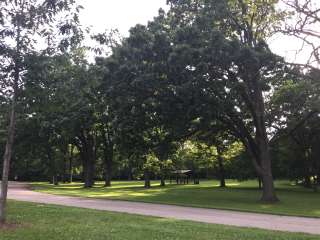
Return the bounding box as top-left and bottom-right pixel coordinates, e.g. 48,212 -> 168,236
0,201 -> 319,240
32,180 -> 320,218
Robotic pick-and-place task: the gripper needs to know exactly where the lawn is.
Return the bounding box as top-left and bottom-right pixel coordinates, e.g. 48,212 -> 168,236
32,180 -> 320,218
0,201 -> 319,240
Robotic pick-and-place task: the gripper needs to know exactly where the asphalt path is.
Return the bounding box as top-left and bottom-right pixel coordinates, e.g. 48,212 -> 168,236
6,182 -> 320,235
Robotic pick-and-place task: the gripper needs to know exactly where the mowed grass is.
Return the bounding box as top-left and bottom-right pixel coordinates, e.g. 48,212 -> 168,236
0,201 -> 319,240
32,180 -> 320,218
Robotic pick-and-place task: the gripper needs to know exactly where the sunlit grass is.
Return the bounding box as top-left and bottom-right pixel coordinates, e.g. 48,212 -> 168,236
1,201 -> 319,240
32,179 -> 320,218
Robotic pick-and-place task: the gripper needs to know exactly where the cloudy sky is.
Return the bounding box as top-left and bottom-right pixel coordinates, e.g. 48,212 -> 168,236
77,0 -> 310,64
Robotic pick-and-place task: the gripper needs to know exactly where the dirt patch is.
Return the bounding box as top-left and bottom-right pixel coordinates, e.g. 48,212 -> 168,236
0,222 -> 25,232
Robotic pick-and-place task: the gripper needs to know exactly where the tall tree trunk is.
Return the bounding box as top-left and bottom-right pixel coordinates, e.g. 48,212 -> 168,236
160,174 -> 166,187
62,144 -> 68,183
101,126 -> 113,187
144,170 -> 151,188
69,145 -> 74,183
217,146 -> 226,188
242,130 -> 278,202
258,177 -> 262,190
316,148 -> 320,186
127,157 -> 133,181
81,148 -> 95,188
77,131 -> 96,188
0,17 -> 22,224
47,146 -> 58,186
157,146 -> 169,187
159,164 -> 166,187
0,25 -> 21,223
259,143 -> 278,202
206,160 -> 210,180
128,172 -> 132,181
253,78 -> 278,203
315,173 -> 320,193
0,101 -> 16,224
104,143 -> 113,187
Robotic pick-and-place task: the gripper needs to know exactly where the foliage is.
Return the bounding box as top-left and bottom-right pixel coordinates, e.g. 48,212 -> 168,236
1,0 -> 320,205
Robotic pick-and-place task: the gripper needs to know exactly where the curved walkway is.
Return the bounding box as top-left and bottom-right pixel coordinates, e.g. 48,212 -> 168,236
6,182 -> 320,235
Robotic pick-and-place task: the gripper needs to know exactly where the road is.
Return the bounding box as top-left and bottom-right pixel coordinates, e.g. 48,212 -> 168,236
6,182 -> 320,235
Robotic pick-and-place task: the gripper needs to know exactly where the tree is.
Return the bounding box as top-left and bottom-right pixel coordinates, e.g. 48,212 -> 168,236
101,2 -> 286,200
280,0 -> 320,67
90,57 -> 117,187
165,0 -> 286,202
277,0 -> 320,140
103,23 -> 169,188
270,69 -> 320,189
22,54 -> 76,185
65,53 -> 98,188
0,0 -> 81,224
279,1 -> 320,189
104,12 -> 201,187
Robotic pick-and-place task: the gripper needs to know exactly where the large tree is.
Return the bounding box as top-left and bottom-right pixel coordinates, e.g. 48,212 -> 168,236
0,0 -> 81,224
164,0 -> 286,202
104,17 -> 197,187
271,68 -> 320,189
101,1 -> 286,201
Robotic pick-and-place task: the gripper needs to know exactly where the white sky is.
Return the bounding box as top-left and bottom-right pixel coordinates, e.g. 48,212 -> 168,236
78,0 -> 167,34
78,0 -> 316,64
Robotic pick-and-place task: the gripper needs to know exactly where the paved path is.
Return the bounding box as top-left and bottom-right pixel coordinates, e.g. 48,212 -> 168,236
6,182 -> 320,235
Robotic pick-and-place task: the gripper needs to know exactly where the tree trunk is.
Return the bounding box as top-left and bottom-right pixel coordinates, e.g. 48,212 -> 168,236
127,161 -> 133,181
315,174 -> 320,192
77,131 -> 96,188
100,126 -> 114,187
104,144 -> 113,187
253,77 -> 278,203
0,102 -> 16,224
69,145 -> 74,183
0,19 -> 21,224
47,146 -> 58,185
52,176 -> 58,186
258,177 -> 262,190
316,157 -> 320,190
159,164 -> 166,187
144,170 -> 151,188
62,145 -> 68,183
259,146 -> 278,202
206,160 -> 210,180
304,150 -> 313,188
82,149 -> 95,188
157,142 -> 171,187
261,173 -> 277,202
245,136 -> 278,202
217,146 -> 226,188
304,175 -> 312,188
313,178 -> 318,192
160,175 -> 166,187
317,152 -> 320,186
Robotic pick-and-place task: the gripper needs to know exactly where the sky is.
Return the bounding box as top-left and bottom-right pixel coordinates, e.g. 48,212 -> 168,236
78,0 -> 168,35
77,0 -> 315,64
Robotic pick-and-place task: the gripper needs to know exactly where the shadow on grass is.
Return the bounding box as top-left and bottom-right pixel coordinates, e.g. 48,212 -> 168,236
32,180 -> 320,217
